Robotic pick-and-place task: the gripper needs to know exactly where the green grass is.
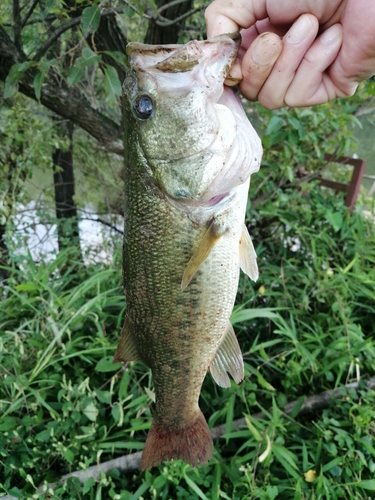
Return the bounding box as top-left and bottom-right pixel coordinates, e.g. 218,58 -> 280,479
1,188 -> 375,499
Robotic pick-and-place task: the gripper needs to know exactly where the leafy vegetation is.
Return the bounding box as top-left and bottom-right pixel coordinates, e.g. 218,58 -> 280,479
1,183 -> 375,499
1,0 -> 375,498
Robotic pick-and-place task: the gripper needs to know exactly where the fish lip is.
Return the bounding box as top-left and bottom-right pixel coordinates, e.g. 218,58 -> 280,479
226,31 -> 241,42
126,33 -> 241,75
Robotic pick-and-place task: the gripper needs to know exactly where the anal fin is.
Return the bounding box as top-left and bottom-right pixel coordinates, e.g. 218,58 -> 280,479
239,223 -> 258,281
113,318 -> 140,363
209,322 -> 244,388
181,219 -> 226,291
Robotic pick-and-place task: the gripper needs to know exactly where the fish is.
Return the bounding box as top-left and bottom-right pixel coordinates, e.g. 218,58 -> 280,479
114,32 -> 262,470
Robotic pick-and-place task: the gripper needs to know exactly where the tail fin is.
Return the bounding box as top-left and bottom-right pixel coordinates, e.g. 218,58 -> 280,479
140,411 -> 213,470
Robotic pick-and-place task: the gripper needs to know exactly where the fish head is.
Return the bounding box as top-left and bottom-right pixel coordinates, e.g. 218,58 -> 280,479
124,34 -> 262,205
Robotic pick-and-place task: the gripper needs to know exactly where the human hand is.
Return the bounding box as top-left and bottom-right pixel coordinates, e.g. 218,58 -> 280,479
205,0 -> 375,108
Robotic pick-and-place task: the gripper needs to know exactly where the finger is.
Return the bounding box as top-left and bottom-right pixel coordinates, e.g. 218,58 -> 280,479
237,32 -> 282,100
328,0 -> 375,95
256,14 -> 320,109
205,0 -> 265,38
285,24 -> 344,106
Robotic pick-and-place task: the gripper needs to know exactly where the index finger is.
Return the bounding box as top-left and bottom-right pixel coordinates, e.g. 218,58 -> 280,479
205,0 -> 264,37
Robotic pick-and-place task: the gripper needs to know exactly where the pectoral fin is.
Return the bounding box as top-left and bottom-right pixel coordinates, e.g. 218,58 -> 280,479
209,322 -> 244,388
181,219 -> 225,291
113,318 -> 140,362
239,224 -> 258,281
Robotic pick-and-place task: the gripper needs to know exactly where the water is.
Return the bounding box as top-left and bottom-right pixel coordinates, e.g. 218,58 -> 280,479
12,202 -> 123,264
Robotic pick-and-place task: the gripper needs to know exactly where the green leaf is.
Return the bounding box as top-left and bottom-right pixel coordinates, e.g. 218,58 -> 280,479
0,417 -> 18,432
129,481 -> 151,500
358,480 -> 375,491
81,47 -> 102,67
244,415 -> 262,442
83,401 -> 98,422
183,473 -> 209,500
103,50 -> 128,67
67,65 -> 84,87
111,403 -> 123,425
325,210 -> 343,232
103,65 -> 122,102
272,443 -> 300,480
322,456 -> 342,472
290,396 -> 306,419
81,5 -> 100,36
6,487 -> 23,499
4,79 -> 17,99
8,61 -> 34,84
83,477 -> 96,495
95,356 -> 122,372
266,115 -> 285,135
225,394 -> 235,437
63,448 -> 75,464
33,71 -> 44,101
230,307 -> 281,325
15,283 -> 39,292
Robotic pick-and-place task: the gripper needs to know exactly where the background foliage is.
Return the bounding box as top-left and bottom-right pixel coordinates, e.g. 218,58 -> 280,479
1,0 -> 375,499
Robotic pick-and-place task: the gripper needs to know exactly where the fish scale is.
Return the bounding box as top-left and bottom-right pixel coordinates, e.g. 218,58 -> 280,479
114,33 -> 262,469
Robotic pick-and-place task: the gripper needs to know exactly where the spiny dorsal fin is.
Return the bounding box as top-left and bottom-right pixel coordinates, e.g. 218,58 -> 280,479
113,318 -> 140,363
239,223 -> 258,281
209,321 -> 244,388
181,219 -> 226,291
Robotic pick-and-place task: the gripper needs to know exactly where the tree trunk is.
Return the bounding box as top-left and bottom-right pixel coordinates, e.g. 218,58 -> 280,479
52,119 -> 82,261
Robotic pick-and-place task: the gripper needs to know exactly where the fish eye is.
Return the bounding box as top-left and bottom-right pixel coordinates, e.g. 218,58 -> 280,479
133,95 -> 154,120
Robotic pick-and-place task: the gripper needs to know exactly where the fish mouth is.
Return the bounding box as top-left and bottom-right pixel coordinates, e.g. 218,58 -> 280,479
126,33 -> 241,76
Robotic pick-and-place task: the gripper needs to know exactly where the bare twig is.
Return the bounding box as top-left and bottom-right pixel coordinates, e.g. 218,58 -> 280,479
31,7 -> 126,61
158,0 -> 191,14
21,0 -> 41,28
32,16 -> 82,61
154,5 -> 205,26
80,217 -> 123,235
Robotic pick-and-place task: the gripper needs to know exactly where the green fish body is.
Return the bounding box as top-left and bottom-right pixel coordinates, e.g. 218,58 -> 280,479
114,33 -> 262,470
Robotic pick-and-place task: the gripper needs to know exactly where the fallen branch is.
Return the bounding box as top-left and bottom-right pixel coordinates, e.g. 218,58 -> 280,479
3,377 -> 375,499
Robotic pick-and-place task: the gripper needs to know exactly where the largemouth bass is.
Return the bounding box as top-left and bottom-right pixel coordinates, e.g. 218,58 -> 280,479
114,33 -> 262,470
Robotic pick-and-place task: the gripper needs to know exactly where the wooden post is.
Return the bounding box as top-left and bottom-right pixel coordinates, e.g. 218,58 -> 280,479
319,154 -> 367,212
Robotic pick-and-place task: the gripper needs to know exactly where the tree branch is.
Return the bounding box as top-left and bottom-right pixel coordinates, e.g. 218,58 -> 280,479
154,5 -> 205,26
32,16 -> 82,61
158,0 -> 191,14
0,25 -> 123,155
21,0 -> 41,28
12,0 -> 22,50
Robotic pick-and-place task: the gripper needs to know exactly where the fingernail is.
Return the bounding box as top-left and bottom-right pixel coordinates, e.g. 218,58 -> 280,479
320,24 -> 342,44
286,14 -> 314,44
252,33 -> 280,65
